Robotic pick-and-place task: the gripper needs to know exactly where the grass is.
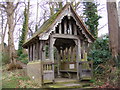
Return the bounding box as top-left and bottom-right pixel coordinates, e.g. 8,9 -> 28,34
2,69 -> 41,88
2,65 -> 95,88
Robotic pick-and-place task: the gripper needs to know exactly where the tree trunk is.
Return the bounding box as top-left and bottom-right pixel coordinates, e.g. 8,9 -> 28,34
6,2 -> 16,63
107,1 -> 119,57
118,2 -> 120,55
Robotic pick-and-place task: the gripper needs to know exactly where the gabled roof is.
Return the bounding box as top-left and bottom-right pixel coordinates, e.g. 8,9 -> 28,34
23,4 -> 95,48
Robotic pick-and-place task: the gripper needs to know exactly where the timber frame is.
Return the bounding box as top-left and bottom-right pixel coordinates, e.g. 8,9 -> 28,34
23,4 -> 95,86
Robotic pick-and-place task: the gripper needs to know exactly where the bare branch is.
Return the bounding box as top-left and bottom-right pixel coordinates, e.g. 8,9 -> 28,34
13,14 -> 23,29
0,3 -> 6,9
98,23 -> 108,31
13,2 -> 19,12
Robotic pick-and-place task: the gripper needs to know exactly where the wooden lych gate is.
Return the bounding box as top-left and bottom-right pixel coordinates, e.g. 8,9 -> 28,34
23,4 -> 95,86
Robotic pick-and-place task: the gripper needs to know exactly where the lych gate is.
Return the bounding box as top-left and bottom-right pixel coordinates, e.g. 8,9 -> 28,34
23,4 -> 95,86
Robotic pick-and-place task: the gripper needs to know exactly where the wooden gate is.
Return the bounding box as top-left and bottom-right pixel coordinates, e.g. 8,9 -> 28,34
79,61 -> 93,80
42,60 -> 54,83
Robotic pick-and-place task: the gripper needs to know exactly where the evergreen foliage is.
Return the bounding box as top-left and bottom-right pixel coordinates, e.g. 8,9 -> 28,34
83,2 -> 101,38
88,35 -> 112,72
18,7 -> 28,56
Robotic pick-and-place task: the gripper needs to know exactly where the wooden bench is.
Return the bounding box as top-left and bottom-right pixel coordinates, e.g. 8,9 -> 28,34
59,70 -> 77,78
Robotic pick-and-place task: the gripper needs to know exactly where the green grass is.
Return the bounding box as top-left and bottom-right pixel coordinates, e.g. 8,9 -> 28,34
2,66 -> 95,88
2,73 -> 30,88
2,79 -> 19,88
2,69 -> 40,88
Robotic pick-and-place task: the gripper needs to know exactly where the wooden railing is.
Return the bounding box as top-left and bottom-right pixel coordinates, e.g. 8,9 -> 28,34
42,60 -> 54,83
43,61 -> 53,71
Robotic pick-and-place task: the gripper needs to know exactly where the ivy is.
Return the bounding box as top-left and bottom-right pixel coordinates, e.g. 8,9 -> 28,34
18,7 -> 28,56
83,2 -> 101,38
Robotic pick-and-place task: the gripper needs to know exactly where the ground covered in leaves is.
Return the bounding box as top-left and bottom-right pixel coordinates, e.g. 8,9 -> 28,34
2,64 -> 119,89
2,68 -> 41,88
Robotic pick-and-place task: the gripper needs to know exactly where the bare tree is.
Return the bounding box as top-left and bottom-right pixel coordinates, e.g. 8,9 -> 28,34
0,2 -> 19,63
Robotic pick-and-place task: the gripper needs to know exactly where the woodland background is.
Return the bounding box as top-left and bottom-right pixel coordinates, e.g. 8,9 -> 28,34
0,0 -> 120,88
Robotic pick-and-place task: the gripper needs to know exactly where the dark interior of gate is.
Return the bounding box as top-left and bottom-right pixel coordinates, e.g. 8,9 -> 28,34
54,38 -> 77,79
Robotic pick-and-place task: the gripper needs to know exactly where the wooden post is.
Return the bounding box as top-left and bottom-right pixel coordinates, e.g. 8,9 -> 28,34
57,50 -> 61,77
28,46 -> 30,61
71,46 -> 74,61
64,20 -> 67,34
69,20 -> 72,35
42,41 -> 45,61
39,41 -> 42,60
59,23 -> 61,34
83,42 -> 85,56
33,44 -> 35,61
49,36 -> 56,82
36,41 -> 39,60
75,39 -> 81,80
74,24 -> 77,35
30,45 -> 33,61
35,43 -> 37,60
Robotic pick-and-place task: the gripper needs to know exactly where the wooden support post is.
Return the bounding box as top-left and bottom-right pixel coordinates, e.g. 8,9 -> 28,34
30,45 -> 33,61
62,50 -> 64,61
36,41 -> 39,60
35,43 -> 37,60
66,47 -> 69,61
28,46 -> 30,61
49,36 -> 56,82
83,42 -> 85,55
64,20 -> 67,34
64,49 -> 66,61
57,50 -> 61,77
39,41 -> 42,60
59,23 -> 61,34
33,44 -> 35,61
69,20 -> 72,35
68,47 -> 70,61
71,46 -> 74,61
75,39 -> 81,80
74,24 -> 77,35
42,41 -> 45,61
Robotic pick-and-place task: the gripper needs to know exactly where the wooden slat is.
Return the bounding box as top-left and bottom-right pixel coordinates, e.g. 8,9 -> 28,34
30,45 -> 33,61
69,20 -> 72,35
36,41 -> 39,60
52,34 -> 78,39
28,46 -> 30,61
74,23 -> 77,35
71,46 -> 74,61
42,41 -> 45,60
59,23 -> 62,34
64,20 -> 67,34
33,44 -> 35,61
39,41 -> 42,60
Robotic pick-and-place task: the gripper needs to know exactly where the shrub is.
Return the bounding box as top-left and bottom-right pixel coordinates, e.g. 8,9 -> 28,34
18,53 -> 28,64
88,35 -> 112,73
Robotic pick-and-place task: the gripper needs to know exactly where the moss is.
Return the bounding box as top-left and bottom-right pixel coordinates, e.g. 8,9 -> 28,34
44,80 -> 53,83
23,9 -> 62,46
47,82 -> 82,88
27,61 -> 41,65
